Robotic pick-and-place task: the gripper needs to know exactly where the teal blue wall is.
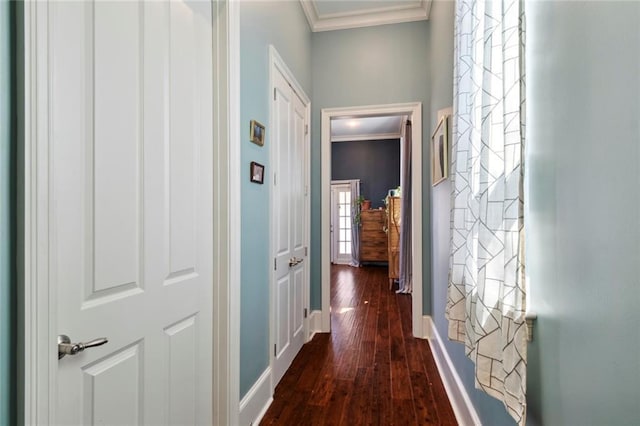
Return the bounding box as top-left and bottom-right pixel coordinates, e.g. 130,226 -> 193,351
427,1 -> 515,424
0,0 -> 13,424
239,1 -> 311,399
526,2 -> 640,424
310,20 -> 431,312
0,0 -> 15,424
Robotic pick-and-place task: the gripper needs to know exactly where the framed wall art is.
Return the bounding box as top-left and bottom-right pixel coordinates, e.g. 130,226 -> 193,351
431,115 -> 449,186
250,161 -> 265,184
250,120 -> 265,146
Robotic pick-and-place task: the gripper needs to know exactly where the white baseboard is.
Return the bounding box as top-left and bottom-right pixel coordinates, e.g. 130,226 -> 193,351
424,316 -> 482,426
422,315 -> 433,339
308,309 -> 323,340
239,367 -> 273,426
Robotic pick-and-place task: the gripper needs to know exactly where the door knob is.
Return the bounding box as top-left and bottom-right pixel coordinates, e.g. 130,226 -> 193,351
58,334 -> 108,359
288,257 -> 303,267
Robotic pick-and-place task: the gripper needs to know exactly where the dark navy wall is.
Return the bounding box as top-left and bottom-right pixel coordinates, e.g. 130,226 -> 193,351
331,139 -> 400,209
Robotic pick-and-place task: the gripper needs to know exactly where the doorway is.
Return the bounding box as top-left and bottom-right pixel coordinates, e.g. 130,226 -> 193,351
320,102 -> 425,338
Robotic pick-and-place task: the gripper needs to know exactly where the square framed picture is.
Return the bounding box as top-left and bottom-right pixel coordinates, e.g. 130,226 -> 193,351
250,161 -> 265,184
250,120 -> 265,146
431,115 -> 449,186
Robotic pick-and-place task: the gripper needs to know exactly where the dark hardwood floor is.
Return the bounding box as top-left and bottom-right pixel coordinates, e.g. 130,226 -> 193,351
260,265 -> 458,425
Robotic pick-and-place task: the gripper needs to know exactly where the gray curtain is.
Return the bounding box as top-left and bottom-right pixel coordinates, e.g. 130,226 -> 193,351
398,121 -> 412,293
349,180 -> 360,267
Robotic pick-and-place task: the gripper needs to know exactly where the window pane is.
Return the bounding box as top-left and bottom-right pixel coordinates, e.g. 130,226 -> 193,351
345,244 -> 351,254
340,242 -> 347,254
340,217 -> 348,229
340,230 -> 347,242
339,191 -> 346,203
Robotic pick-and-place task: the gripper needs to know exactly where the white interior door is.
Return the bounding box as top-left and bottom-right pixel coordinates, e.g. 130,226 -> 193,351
330,183 -> 352,265
271,66 -> 308,386
50,1 -> 213,424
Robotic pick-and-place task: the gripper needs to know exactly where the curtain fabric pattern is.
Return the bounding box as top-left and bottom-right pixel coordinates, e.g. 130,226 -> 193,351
398,120 -> 412,293
446,0 -> 527,424
350,180 -> 361,267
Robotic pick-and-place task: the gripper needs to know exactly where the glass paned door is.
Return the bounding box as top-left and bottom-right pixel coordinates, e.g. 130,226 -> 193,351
331,183 -> 352,264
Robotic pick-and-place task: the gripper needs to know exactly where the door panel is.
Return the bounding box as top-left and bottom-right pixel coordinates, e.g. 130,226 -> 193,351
82,343 -> 143,425
276,276 -> 291,358
51,1 -> 213,424
93,2 -> 141,295
165,316 -> 197,425
293,267 -> 305,335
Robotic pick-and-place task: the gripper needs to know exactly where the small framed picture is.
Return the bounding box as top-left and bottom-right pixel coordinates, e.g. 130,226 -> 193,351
431,115 -> 449,186
250,120 -> 265,146
250,161 -> 265,184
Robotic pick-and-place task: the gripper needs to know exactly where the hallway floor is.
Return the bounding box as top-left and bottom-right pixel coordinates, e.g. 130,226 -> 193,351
260,265 -> 457,425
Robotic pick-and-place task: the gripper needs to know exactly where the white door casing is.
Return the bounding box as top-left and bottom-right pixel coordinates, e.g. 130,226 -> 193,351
269,46 -> 310,389
20,1 -> 224,424
320,103 -> 424,337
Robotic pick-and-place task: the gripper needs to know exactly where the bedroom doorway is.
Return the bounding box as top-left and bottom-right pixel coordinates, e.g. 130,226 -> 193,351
320,102 -> 425,338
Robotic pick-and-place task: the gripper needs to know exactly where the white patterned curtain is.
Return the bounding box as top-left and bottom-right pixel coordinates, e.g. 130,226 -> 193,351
446,0 -> 527,424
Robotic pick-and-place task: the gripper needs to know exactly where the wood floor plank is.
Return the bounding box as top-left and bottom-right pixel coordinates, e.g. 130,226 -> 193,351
323,379 -> 353,425
342,367 -> 373,425
260,265 -> 457,426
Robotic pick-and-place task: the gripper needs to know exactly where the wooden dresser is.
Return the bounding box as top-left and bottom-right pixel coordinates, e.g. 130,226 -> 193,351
360,209 -> 387,263
386,196 -> 401,288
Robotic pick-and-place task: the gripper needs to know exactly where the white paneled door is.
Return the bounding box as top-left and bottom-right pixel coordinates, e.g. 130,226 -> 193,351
50,1 -> 213,424
271,64 -> 308,387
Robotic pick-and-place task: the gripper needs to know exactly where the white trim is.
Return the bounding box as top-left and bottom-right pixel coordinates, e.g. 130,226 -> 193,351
421,315 -> 433,339
300,0 -> 432,32
212,0 -> 241,424
238,367 -> 273,426
321,103 -> 423,336
331,132 -> 401,143
21,1 -> 55,423
268,46 -> 311,393
427,317 -> 482,426
307,310 -> 322,341
269,46 -> 311,105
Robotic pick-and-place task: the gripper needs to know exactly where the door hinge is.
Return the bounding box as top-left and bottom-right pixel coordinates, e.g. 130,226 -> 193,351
274,258 -> 277,270
305,124 -> 309,135
304,247 -> 308,257
274,173 -> 276,186
273,344 -> 277,357
304,308 -> 308,319
273,88 -> 276,100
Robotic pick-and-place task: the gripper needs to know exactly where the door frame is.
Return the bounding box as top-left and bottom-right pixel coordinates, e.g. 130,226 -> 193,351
268,45 -> 311,393
18,1 -> 241,424
320,102 -> 424,338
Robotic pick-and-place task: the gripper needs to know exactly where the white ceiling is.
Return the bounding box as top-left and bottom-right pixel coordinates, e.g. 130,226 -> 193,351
300,0 -> 432,32
331,115 -> 406,142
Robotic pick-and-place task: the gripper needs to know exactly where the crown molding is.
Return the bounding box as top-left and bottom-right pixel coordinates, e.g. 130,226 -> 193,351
300,0 -> 432,33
